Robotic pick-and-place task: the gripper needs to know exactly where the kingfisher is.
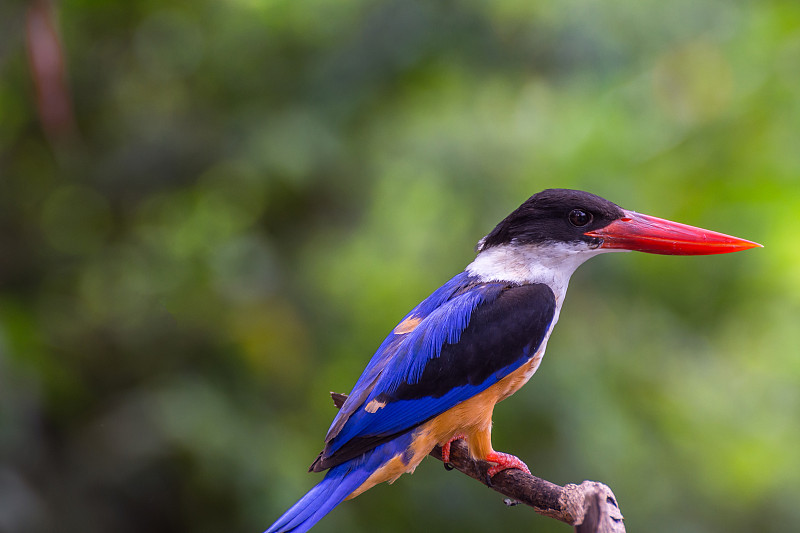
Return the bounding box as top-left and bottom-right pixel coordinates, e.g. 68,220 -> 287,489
265,189 -> 760,533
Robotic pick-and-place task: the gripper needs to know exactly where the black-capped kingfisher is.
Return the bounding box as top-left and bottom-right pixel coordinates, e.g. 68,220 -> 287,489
266,189 -> 760,532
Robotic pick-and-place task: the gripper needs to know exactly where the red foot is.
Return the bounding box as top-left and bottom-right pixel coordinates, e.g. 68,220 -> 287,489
486,451 -> 531,478
441,434 -> 467,464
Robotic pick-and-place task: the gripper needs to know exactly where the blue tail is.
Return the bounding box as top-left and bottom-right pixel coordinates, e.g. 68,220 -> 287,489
264,463 -> 368,533
265,434 -> 413,533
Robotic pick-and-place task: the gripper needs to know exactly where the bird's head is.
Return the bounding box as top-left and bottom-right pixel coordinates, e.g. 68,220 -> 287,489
477,188 -> 761,256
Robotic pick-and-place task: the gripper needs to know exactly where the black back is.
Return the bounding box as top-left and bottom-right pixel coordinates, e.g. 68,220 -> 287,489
310,283 -> 556,472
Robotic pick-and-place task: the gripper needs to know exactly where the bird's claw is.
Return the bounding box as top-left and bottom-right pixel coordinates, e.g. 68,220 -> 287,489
485,451 -> 530,480
440,434 -> 467,470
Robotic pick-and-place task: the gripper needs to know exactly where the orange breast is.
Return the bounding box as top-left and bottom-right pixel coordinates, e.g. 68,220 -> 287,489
347,350 -> 544,499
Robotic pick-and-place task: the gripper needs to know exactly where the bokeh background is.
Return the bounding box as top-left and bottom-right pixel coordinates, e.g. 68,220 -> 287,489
1,0 -> 798,532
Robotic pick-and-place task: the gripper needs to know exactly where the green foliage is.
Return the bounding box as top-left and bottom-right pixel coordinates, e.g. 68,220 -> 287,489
1,0 -> 798,532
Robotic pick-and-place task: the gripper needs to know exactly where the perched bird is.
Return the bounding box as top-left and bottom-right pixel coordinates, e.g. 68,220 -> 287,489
266,189 -> 760,533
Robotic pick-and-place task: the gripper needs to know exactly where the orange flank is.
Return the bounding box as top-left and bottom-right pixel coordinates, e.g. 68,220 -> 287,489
346,348 -> 545,499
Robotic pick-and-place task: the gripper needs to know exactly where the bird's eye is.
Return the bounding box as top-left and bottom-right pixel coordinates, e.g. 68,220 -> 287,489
568,209 -> 592,227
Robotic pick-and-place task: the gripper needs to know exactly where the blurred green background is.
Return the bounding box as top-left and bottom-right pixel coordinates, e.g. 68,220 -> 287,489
1,0 -> 798,532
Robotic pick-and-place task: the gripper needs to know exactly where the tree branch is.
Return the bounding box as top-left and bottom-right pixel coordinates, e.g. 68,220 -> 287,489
329,392 -> 625,533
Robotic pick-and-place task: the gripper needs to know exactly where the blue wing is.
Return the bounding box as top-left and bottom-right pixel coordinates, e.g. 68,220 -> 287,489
310,272 -> 556,472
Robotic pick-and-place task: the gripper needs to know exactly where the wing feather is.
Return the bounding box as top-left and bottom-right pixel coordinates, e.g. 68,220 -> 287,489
310,275 -> 556,472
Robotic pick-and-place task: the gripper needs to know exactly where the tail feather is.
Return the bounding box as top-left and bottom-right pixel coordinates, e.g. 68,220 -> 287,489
265,463 -> 369,533
265,434 -> 413,533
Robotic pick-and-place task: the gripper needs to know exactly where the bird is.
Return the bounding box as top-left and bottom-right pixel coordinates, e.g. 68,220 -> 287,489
265,188 -> 761,533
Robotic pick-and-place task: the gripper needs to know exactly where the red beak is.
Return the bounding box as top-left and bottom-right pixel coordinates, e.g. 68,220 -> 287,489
585,210 -> 762,255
